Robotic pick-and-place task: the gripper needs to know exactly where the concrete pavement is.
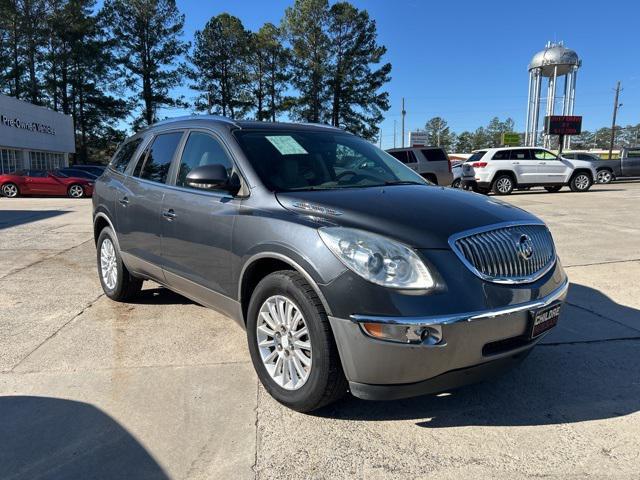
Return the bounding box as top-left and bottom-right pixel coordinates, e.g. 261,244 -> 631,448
1,183 -> 639,479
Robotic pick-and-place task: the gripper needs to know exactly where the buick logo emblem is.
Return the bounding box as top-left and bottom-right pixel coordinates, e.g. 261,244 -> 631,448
516,234 -> 534,260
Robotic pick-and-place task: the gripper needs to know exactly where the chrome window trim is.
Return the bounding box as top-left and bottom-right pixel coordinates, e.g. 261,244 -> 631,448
350,277 -> 568,327
448,220 -> 556,285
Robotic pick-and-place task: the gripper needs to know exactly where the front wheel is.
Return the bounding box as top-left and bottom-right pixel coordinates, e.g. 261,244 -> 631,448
492,175 -> 514,195
97,227 -> 142,301
569,173 -> 593,192
596,169 -> 614,184
247,271 -> 347,412
68,184 -> 85,198
2,183 -> 19,198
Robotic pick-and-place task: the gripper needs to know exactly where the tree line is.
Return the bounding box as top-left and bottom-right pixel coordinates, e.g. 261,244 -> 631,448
0,0 -> 391,162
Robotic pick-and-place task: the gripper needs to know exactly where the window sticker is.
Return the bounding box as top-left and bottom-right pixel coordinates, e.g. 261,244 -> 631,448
266,136 -> 308,155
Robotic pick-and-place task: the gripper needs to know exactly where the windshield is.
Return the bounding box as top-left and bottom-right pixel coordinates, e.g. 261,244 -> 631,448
233,129 -> 427,192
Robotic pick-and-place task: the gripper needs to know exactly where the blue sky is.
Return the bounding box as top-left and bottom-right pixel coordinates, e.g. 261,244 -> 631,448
143,0 -> 639,148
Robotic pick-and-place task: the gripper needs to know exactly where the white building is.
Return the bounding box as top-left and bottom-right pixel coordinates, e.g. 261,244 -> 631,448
0,93 -> 74,173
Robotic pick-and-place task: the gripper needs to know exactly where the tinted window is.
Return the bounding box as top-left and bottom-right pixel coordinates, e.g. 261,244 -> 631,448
627,150 -> 640,158
492,150 -> 510,160
110,139 -> 142,174
177,132 -> 234,189
388,151 -> 409,163
234,130 -> 426,192
27,170 -> 47,177
466,151 -> 487,162
510,149 -> 532,160
532,149 -> 557,160
138,132 -> 183,184
421,149 -> 447,162
577,153 -> 599,161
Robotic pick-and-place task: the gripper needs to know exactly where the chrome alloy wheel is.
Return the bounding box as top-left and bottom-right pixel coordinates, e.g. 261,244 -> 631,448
596,170 -> 612,184
574,174 -> 590,190
496,177 -> 512,194
256,295 -> 312,390
100,238 -> 118,290
2,183 -> 18,197
69,184 -> 84,198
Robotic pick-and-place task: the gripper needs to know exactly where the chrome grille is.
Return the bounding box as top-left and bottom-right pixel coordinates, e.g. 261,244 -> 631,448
450,223 -> 556,284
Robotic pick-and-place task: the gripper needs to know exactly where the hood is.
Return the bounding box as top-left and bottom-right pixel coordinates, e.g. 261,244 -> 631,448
276,185 -> 539,249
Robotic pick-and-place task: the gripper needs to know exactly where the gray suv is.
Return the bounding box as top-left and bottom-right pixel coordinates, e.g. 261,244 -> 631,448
386,147 -> 454,186
93,116 -> 568,412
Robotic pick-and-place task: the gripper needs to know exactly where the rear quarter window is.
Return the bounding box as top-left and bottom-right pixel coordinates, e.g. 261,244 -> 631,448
492,150 -> 510,160
466,151 -> 487,163
109,138 -> 143,174
421,149 -> 447,162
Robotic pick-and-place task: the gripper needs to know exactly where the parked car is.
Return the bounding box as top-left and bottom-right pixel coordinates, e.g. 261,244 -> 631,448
385,146 -> 454,186
461,147 -> 597,195
450,161 -> 463,188
0,170 -> 94,198
563,148 -> 640,183
93,117 -> 567,412
54,168 -> 99,180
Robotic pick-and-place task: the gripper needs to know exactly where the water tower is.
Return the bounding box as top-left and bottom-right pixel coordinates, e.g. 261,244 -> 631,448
525,41 -> 581,148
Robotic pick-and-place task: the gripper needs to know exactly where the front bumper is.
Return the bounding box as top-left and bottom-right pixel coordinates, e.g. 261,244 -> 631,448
328,278 -> 568,400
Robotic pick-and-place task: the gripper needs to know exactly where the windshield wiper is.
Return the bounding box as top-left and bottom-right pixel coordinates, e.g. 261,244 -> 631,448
383,180 -> 425,186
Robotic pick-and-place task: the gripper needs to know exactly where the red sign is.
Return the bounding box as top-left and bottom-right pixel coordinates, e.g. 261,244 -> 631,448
544,116 -> 582,136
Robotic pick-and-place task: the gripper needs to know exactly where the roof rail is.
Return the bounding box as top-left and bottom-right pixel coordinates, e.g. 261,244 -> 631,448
150,114 -> 241,128
298,122 -> 343,131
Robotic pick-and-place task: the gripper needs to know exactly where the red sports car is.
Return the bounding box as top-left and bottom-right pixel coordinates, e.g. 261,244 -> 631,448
0,170 -> 94,198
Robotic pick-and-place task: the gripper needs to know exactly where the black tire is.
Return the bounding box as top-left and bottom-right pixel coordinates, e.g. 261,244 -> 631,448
596,169 -> 614,184
569,172 -> 593,192
450,178 -> 461,189
544,186 -> 562,193
492,174 -> 514,195
96,226 -> 142,301
246,270 -> 347,413
1,182 -> 19,198
67,184 -> 85,198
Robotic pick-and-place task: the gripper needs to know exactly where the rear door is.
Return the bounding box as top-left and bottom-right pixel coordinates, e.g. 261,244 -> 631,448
508,149 -> 539,184
622,148 -> 640,175
117,131 -> 184,273
388,150 -> 419,172
160,130 -> 242,303
532,149 -> 570,184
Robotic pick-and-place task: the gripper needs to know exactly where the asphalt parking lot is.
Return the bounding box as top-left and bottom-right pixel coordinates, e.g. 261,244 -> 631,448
1,183 -> 639,479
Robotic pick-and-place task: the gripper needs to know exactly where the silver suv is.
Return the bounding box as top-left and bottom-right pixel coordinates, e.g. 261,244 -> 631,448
386,147 -> 454,186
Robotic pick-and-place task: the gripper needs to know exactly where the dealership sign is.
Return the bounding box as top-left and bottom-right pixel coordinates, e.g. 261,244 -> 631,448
544,115 -> 582,136
501,133 -> 521,146
1,114 -> 56,135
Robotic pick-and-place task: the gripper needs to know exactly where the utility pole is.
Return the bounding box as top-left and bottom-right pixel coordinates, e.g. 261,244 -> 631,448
393,120 -> 397,148
608,81 -> 622,160
401,97 -> 406,148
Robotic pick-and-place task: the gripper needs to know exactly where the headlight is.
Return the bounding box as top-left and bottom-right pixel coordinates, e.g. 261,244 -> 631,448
318,227 -> 434,289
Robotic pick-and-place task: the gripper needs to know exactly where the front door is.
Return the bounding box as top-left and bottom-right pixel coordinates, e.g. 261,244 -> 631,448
532,149 -> 570,184
117,131 -> 184,277
160,131 -> 241,306
25,171 -> 66,195
508,149 -> 539,184
622,148 -> 640,176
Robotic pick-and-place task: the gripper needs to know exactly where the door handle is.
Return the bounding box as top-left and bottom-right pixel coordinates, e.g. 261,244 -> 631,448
512,161 -> 520,165
119,196 -> 129,206
538,161 -> 547,165
162,209 -> 176,220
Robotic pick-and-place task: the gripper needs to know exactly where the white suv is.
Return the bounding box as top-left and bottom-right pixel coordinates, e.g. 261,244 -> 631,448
461,147 -> 597,195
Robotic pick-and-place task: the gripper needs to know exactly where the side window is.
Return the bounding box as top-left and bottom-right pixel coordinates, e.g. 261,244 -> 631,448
176,132 -> 233,189
421,149 -> 447,162
509,149 -> 532,160
138,132 -> 183,184
110,138 -> 142,174
388,151 -> 409,163
406,151 -> 418,163
533,149 -> 557,160
492,150 -> 510,160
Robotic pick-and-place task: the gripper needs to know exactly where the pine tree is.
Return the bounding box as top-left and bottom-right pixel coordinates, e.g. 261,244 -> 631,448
424,117 -> 454,148
326,2 -> 390,139
190,13 -> 252,119
102,0 -> 188,127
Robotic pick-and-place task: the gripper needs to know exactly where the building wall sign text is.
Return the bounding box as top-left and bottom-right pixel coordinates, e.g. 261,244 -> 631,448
1,114 -> 56,135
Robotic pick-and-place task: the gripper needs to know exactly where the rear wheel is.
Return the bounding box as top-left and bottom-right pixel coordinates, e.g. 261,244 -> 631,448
247,270 -> 347,412
97,227 -> 142,301
492,175 -> 514,195
450,178 -> 461,189
596,169 -> 613,184
68,184 -> 85,198
569,172 -> 592,192
544,186 -> 562,193
1,183 -> 19,198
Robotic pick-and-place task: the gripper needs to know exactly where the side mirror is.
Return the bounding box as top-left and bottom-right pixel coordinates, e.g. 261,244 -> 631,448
185,164 -> 230,190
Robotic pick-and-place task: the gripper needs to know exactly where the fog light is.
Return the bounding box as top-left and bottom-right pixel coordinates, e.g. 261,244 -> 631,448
360,322 -> 443,345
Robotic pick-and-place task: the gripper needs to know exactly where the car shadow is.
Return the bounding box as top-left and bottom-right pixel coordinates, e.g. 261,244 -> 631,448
129,286 -> 197,306
506,188 -> 624,195
316,283 -> 640,427
0,210 -> 68,229
0,396 -> 169,479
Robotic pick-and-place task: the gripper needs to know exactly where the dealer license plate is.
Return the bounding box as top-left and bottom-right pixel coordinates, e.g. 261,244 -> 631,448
529,302 -> 562,338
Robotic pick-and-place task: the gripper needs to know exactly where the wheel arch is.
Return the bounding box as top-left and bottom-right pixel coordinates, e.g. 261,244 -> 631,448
571,168 -> 594,181
93,211 -> 118,246
492,170 -> 518,184
238,252 -> 334,326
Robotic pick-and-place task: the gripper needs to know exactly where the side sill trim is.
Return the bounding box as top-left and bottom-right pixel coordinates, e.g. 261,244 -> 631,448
350,278 -> 569,327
